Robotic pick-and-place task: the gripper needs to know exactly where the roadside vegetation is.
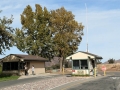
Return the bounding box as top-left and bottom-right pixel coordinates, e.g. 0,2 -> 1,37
108,58 -> 115,64
0,66 -> 19,82
72,74 -> 90,77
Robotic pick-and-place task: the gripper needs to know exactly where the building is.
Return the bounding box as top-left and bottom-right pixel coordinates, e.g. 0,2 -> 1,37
0,54 -> 48,75
66,51 -> 103,75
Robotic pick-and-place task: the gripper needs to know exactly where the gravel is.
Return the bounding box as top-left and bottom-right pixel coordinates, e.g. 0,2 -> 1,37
0,76 -> 91,90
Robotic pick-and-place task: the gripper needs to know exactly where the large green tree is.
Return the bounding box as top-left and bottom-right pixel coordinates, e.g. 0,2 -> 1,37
15,5 -> 84,72
0,11 -> 14,54
15,4 -> 52,58
50,7 -> 84,72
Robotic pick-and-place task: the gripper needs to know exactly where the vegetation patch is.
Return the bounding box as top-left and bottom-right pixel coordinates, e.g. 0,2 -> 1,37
72,74 -> 90,77
0,74 -> 19,82
0,67 -> 19,82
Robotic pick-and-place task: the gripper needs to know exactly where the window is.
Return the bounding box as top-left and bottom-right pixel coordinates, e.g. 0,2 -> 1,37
73,60 -> 80,69
20,62 -> 25,69
11,62 -> 18,70
72,60 -> 88,69
81,60 -> 88,69
3,62 -> 18,71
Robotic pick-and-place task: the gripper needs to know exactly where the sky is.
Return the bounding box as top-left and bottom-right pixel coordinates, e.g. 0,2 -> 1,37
0,0 -> 120,63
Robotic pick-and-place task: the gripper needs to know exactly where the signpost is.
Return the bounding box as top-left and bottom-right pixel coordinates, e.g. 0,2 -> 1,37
101,66 -> 106,76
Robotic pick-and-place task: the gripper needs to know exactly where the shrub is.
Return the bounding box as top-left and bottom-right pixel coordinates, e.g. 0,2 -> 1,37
108,58 -> 115,64
51,64 -> 60,69
72,74 -> 90,77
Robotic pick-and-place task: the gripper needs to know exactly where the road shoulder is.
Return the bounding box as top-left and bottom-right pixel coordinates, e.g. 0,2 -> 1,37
50,75 -> 109,90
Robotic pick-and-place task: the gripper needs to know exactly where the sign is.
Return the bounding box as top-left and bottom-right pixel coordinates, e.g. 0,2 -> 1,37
101,66 -> 106,71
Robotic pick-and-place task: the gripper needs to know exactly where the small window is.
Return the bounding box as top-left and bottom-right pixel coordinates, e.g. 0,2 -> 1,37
73,60 -> 80,69
11,62 -> 18,70
81,60 -> 88,69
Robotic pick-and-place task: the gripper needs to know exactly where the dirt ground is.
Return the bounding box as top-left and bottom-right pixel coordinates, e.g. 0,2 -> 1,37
46,64 -> 120,74
46,68 -> 72,74
97,63 -> 120,71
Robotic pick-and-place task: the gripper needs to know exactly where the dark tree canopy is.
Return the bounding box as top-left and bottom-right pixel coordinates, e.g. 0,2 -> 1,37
0,11 -> 14,54
108,58 -> 115,64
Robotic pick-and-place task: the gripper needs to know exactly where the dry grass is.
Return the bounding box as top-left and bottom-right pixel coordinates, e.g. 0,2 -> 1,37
97,63 -> 120,71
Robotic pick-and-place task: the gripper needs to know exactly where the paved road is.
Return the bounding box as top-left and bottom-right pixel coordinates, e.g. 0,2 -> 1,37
52,71 -> 120,90
0,74 -> 62,89
0,71 -> 120,89
66,76 -> 120,90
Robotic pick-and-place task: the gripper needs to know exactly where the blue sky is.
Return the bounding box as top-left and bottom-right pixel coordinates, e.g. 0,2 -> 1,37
0,0 -> 120,62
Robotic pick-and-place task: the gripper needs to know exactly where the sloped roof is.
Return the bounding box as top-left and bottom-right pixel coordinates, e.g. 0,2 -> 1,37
12,54 -> 48,61
1,54 -> 48,61
78,51 -> 103,59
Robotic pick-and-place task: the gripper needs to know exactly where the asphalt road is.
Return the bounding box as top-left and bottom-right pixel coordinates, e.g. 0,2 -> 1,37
1,71 -> 120,90
52,71 -> 120,90
0,74 -> 62,89
66,76 -> 120,90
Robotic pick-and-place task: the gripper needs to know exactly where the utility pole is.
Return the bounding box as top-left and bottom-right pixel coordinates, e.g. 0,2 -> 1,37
85,3 -> 88,52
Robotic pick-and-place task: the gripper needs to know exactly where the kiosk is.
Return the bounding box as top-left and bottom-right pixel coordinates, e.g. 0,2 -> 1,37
66,51 -> 103,76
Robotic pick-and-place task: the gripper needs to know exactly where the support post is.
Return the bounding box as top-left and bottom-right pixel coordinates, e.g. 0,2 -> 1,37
104,71 -> 106,76
18,60 -> 20,75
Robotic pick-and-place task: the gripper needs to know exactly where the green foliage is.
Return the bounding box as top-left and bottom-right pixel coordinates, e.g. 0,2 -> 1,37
72,74 -> 90,77
0,73 -> 19,82
108,58 -> 115,64
64,60 -> 72,68
50,7 -> 84,58
50,7 -> 84,71
15,4 -> 84,72
15,4 -> 52,58
0,11 -> 14,54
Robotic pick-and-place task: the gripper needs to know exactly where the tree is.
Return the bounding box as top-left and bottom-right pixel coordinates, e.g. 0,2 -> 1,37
108,58 -> 115,64
15,5 -> 84,72
15,4 -> 52,58
0,11 -> 14,54
50,7 -> 84,72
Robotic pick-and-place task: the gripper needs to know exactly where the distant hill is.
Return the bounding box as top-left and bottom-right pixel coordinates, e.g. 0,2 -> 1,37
115,59 -> 120,63
45,57 -> 60,67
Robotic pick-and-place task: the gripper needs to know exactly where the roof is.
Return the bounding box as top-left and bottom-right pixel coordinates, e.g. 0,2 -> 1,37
78,51 -> 103,59
6,54 -> 48,61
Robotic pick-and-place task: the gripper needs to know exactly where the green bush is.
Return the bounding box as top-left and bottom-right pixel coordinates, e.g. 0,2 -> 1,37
108,58 -> 115,64
72,74 -> 90,77
45,67 -> 52,70
51,64 -> 60,69
0,73 -> 12,78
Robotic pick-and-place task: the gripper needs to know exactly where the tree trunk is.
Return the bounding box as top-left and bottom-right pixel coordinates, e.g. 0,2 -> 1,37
59,57 -> 63,72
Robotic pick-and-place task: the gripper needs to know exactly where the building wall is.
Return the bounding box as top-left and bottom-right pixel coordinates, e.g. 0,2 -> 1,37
28,61 -> 45,74
66,52 -> 95,60
2,70 -> 18,74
